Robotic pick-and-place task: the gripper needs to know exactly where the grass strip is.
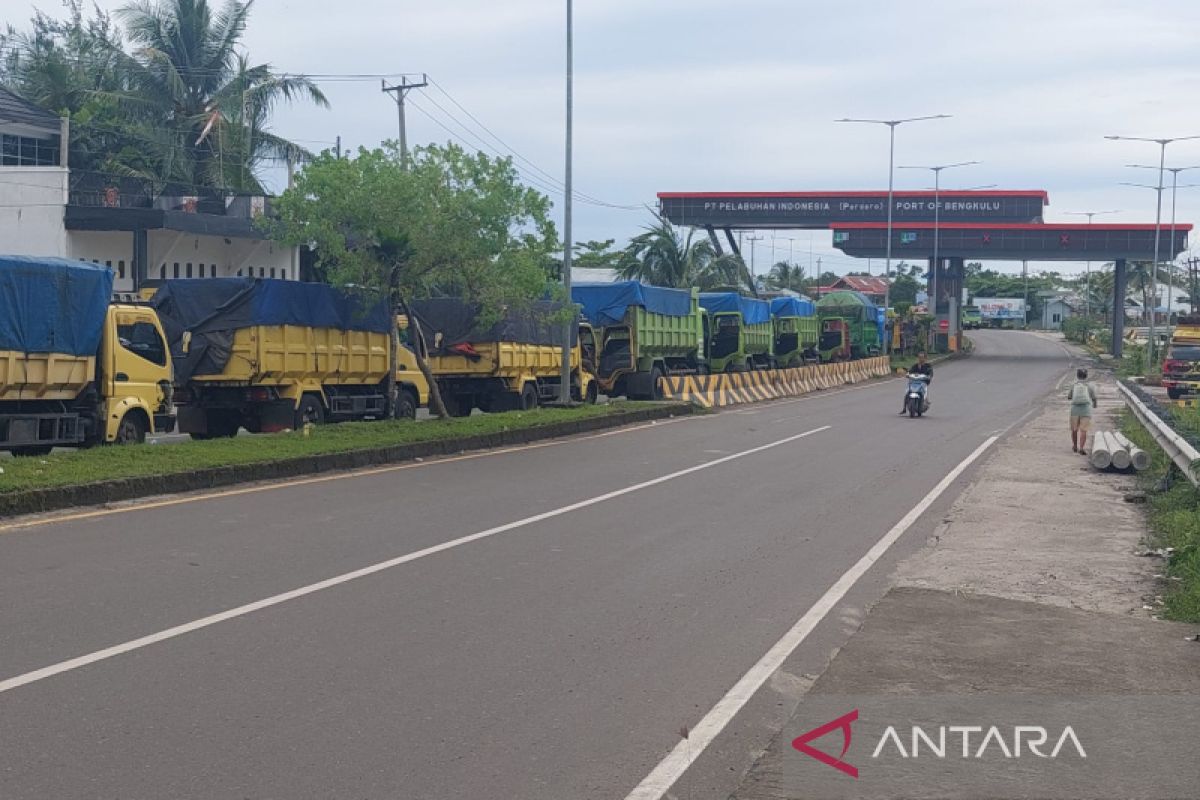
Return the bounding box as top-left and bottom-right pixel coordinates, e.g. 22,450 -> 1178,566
0,403 -> 665,495
1121,410 -> 1200,622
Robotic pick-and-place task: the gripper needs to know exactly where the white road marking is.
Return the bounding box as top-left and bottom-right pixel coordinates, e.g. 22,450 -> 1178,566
622,434 -> 1000,800
0,425 -> 831,696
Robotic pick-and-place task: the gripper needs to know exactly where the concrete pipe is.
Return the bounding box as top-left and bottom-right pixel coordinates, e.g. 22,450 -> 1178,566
1108,433 -> 1133,471
1111,432 -> 1151,471
1089,431 -> 1113,470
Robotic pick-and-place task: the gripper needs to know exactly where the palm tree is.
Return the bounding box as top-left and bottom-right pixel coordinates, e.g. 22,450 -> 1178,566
618,216 -> 754,292
766,260 -> 807,293
111,0 -> 328,191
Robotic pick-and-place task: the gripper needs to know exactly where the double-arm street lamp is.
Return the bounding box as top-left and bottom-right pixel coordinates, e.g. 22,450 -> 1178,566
1128,164 -> 1200,303
836,114 -> 951,312
1105,134 -> 1200,361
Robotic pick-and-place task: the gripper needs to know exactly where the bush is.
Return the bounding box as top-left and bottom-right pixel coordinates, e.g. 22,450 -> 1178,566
1062,316 -> 1093,344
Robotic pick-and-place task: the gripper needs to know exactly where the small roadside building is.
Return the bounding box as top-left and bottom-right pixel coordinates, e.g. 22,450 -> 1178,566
1041,296 -> 1074,329
813,275 -> 889,305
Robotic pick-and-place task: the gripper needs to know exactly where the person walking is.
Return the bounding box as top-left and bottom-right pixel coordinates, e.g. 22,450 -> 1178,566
1067,368 -> 1099,454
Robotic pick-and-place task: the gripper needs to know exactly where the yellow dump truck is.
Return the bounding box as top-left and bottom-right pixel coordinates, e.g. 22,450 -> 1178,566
152,278 -> 426,437
412,299 -> 595,416
0,256 -> 174,455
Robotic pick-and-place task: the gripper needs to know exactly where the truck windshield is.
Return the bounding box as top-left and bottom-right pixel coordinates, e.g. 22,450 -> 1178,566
711,317 -> 740,358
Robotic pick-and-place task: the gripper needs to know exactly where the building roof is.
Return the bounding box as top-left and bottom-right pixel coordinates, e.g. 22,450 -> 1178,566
0,87 -> 60,135
834,275 -> 889,295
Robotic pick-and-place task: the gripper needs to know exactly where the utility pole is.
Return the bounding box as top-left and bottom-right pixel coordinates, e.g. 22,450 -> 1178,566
1189,256 -> 1200,315
746,234 -> 763,280
1023,259 -> 1029,329
558,2 -> 574,404
335,135 -> 342,159
382,74 -> 429,168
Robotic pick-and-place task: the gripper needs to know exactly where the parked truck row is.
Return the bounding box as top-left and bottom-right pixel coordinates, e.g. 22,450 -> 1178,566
0,257 -> 885,454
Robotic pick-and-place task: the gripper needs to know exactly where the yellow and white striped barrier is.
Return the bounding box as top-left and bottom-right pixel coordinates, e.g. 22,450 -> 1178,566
659,356 -> 891,408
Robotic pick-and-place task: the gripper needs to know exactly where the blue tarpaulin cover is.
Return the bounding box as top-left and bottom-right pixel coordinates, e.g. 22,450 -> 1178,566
151,278 -> 390,380
0,255 -> 113,356
699,292 -> 771,325
572,281 -> 693,326
769,296 -> 815,318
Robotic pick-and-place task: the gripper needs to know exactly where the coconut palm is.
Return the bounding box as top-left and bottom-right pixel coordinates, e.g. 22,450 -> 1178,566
766,260 -> 807,293
618,216 -> 755,292
111,0 -> 328,191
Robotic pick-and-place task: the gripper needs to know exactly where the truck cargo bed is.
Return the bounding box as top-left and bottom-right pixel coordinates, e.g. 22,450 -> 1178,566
188,325 -> 390,386
430,341 -> 578,378
0,350 -> 93,401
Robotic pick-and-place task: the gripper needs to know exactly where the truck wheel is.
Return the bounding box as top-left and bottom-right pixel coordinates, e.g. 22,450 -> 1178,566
1167,386 -> 1183,400
649,367 -> 664,401
585,381 -> 598,404
443,395 -> 472,417
396,389 -> 418,419
295,394 -> 325,429
519,383 -> 539,411
11,445 -> 53,457
115,412 -> 146,445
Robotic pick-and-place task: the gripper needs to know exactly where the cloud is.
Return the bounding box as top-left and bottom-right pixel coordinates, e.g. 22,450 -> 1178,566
29,0 -> 1200,274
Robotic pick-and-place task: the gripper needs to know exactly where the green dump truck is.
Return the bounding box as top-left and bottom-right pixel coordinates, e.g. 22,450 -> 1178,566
699,292 -> 774,372
572,281 -> 705,400
770,296 -> 819,367
816,290 -> 883,361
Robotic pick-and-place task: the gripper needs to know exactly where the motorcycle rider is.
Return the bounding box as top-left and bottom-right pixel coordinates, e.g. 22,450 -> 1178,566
900,351 -> 933,414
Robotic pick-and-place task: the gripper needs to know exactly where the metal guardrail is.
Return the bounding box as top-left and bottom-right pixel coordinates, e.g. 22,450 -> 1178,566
1118,381 -> 1200,487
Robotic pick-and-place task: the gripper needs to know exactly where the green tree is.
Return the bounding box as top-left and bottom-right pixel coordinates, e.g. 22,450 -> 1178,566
617,216 -> 754,293
766,260 -> 807,293
890,271 -> 921,306
269,142 -> 559,419
573,239 -> 622,272
1,0 -> 328,191
113,0 -> 328,190
0,1 -> 135,174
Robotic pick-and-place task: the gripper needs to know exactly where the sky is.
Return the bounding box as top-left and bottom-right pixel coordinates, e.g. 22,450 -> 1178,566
42,0 -> 1200,279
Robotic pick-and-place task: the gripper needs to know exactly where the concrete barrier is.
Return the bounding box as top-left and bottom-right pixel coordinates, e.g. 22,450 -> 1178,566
659,356 -> 892,408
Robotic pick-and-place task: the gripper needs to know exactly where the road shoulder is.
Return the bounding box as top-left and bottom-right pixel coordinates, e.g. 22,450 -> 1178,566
732,342 -> 1200,798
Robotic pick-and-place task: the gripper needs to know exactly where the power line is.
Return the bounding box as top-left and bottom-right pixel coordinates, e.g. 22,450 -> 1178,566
427,79 -> 632,209
415,82 -> 640,210
405,94 -> 641,212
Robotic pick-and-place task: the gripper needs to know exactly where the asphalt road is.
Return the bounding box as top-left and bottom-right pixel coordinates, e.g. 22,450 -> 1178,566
0,330 -> 1073,800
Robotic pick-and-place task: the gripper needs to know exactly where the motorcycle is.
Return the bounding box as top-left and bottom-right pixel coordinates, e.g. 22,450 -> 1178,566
905,373 -> 931,417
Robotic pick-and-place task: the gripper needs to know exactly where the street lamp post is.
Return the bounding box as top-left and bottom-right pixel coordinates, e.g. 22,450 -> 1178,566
1127,164 -> 1200,318
1064,210 -> 1121,319
1121,181 -> 1200,334
1106,134 -> 1200,362
558,0 -> 574,404
836,115 -> 951,314
899,161 -> 979,347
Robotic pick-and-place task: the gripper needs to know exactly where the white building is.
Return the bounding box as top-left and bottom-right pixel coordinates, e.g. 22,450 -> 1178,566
0,87 -> 298,294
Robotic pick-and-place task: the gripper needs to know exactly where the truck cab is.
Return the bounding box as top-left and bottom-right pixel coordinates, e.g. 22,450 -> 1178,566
819,318 -> 851,362
103,304 -> 175,443
0,303 -> 173,454
708,312 -> 746,373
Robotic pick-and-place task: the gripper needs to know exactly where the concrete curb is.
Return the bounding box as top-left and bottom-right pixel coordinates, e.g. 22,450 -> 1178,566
0,404 -> 695,519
